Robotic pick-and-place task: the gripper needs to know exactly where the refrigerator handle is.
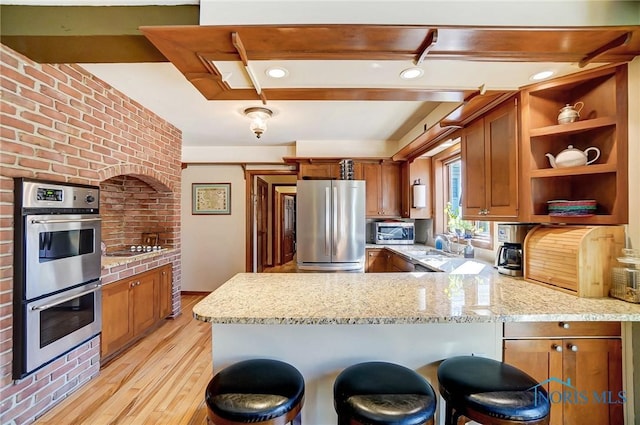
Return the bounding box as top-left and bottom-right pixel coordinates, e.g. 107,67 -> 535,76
333,186 -> 338,251
325,187 -> 331,256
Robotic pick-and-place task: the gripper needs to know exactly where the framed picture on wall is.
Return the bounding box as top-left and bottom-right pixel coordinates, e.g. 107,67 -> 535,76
192,183 -> 231,215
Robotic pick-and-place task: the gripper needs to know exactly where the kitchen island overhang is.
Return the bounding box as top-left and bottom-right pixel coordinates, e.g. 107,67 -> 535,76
193,272 -> 640,424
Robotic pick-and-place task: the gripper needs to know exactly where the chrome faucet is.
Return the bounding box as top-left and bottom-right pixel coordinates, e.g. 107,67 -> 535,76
434,234 -> 451,252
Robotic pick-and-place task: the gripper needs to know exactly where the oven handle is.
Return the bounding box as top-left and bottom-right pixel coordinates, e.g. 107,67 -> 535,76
31,284 -> 102,311
30,217 -> 102,224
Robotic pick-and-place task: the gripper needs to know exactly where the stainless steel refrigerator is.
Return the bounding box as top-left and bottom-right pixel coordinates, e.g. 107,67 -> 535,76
296,180 -> 366,271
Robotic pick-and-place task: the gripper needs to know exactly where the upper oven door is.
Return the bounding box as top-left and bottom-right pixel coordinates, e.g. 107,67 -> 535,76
25,214 -> 101,299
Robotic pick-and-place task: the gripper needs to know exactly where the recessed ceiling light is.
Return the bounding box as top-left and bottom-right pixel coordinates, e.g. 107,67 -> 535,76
266,67 -> 288,78
400,67 -> 424,80
530,70 -> 555,81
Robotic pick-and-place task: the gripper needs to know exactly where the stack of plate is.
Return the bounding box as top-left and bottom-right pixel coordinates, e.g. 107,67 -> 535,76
547,200 -> 597,217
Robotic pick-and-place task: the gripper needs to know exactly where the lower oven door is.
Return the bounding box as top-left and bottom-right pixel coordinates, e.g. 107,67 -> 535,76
24,214 -> 101,299
16,281 -> 102,378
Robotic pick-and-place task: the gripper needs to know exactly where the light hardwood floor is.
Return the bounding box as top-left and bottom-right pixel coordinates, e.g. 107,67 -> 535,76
35,294 -> 211,425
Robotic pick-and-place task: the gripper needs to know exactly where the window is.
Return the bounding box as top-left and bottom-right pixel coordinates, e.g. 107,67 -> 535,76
433,138 -> 492,249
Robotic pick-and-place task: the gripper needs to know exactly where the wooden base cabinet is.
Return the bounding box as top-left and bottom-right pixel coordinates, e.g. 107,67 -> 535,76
365,248 -> 415,272
101,264 -> 173,360
365,248 -> 388,272
503,322 -> 623,425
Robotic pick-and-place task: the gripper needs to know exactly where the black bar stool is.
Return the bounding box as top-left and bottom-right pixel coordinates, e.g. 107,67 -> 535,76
437,356 -> 550,425
205,359 -> 304,425
334,361 -> 437,425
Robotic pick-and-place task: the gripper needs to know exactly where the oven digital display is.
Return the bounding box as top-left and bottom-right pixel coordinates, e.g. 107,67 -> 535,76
36,187 -> 63,202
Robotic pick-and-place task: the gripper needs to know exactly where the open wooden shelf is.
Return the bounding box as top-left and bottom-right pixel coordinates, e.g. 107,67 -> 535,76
530,163 -> 617,178
529,116 -> 617,138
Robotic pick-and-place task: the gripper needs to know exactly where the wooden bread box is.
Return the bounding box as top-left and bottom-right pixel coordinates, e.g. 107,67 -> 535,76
524,225 -> 624,297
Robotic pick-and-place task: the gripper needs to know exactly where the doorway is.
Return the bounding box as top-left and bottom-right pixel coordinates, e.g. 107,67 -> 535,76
244,170 -> 297,272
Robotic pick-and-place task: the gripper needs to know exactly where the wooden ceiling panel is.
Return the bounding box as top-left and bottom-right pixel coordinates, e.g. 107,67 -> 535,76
139,24 -> 640,101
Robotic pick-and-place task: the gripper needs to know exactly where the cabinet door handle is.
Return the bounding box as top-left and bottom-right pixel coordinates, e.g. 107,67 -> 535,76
568,343 -> 578,352
559,322 -> 570,329
551,344 -> 563,352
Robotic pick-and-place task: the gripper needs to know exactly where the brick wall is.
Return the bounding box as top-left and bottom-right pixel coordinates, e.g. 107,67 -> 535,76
0,44 -> 183,424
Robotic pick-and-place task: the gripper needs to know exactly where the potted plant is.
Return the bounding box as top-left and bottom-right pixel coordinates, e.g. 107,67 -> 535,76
445,202 -> 476,238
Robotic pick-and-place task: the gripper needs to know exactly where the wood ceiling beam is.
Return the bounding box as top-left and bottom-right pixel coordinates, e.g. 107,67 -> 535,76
414,29 -> 438,65
0,5 -> 199,63
579,32 -> 632,68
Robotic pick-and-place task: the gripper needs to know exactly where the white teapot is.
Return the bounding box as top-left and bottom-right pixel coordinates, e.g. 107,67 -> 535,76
545,145 -> 600,168
557,102 -> 584,124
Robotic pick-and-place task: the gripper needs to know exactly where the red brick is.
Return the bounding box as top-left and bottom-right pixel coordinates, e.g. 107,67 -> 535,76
0,125 -> 16,140
54,122 -> 81,137
0,141 -> 35,156
58,82 -> 83,101
20,110 -> 53,128
40,64 -> 69,84
53,142 -> 78,156
0,76 -> 18,92
58,64 -> 83,82
37,127 -> 67,142
51,164 -> 78,175
0,114 -> 35,133
0,65 -> 36,89
40,85 -> 69,104
68,117 -> 93,132
39,105 -> 66,122
1,90 -> 36,111
25,66 -> 55,87
36,149 -> 65,163
18,157 -> 50,170
20,87 -> 54,107
55,101 -> 82,119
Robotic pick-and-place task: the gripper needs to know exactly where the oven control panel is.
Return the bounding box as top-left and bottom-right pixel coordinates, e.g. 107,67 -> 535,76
37,187 -> 64,202
20,180 -> 99,212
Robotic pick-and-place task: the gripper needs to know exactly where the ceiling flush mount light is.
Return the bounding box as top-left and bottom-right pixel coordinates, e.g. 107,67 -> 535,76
530,70 -> 555,81
244,107 -> 273,139
400,67 -> 424,80
266,67 -> 288,78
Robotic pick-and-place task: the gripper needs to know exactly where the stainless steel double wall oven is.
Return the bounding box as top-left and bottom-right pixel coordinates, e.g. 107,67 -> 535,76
13,178 -> 102,379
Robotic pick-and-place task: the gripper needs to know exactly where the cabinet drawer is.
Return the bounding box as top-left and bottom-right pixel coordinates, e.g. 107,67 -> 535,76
504,321 -> 620,338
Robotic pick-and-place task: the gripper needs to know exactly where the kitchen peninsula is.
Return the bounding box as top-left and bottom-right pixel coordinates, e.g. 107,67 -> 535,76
193,271 -> 640,424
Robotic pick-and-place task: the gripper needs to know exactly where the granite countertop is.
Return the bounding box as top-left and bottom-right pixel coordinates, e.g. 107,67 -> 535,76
368,243 -> 494,274
193,271 -> 640,325
101,248 -> 177,269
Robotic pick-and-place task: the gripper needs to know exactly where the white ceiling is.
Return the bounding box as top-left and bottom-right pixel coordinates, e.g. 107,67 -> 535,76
63,1 -> 638,152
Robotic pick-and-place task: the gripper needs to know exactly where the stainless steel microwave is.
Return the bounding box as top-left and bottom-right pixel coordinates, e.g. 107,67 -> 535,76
374,222 -> 415,245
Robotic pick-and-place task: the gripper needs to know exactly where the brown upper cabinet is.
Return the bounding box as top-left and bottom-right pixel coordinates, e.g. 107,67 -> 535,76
461,96 -> 519,221
297,160 -> 363,180
363,162 -> 402,218
519,64 -> 628,224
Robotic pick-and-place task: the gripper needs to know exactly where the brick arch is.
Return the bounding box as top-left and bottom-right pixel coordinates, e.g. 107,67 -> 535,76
98,164 -> 173,192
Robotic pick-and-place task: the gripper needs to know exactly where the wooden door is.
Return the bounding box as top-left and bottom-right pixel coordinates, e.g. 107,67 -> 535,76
365,249 -> 387,272
563,338 -> 623,425
132,272 -> 158,335
299,163 -> 338,179
362,163 -> 381,216
504,339 -> 563,425
381,163 -> 401,217
158,265 -> 173,319
461,117 -> 486,217
484,97 -> 518,218
256,177 -> 269,272
282,194 -> 296,263
101,279 -> 134,358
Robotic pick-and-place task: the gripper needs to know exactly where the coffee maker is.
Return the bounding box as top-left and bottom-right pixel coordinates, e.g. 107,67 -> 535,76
495,224 -> 537,276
